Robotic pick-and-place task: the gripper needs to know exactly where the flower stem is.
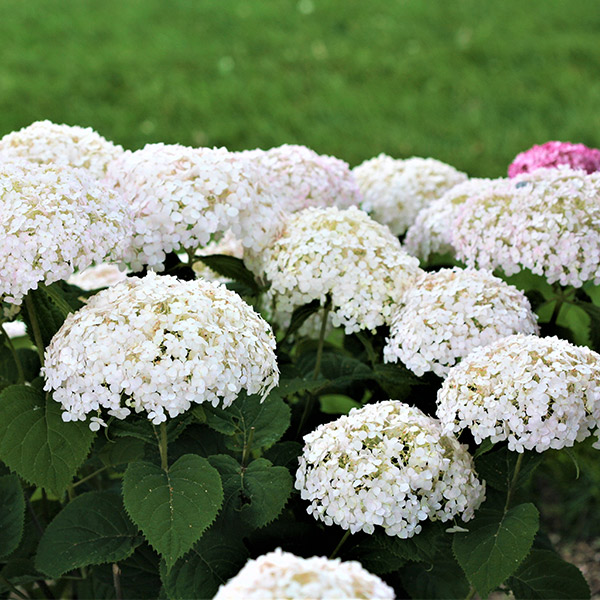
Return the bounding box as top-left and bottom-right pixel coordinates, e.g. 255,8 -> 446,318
72,465 -> 109,489
504,452 -> 524,513
0,324 -> 25,383
24,293 -> 45,365
329,530 -> 351,559
464,586 -> 477,600
548,298 -> 563,328
241,426 -> 255,468
158,422 -> 169,471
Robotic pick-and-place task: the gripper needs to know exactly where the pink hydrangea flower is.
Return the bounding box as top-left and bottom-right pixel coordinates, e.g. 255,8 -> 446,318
508,141 -> 600,177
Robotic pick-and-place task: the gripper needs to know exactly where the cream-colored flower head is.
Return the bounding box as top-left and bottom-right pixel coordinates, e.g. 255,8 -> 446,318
105,143 -> 283,271
248,206 -> 422,334
0,161 -> 133,305
0,120 -> 123,179
296,401 -> 485,538
437,334 -> 600,452
404,178 -> 499,261
68,264 -> 129,291
384,268 -> 539,377
214,548 -> 395,600
453,167 -> 600,287
353,154 -> 467,236
43,273 -> 279,429
241,144 -> 362,212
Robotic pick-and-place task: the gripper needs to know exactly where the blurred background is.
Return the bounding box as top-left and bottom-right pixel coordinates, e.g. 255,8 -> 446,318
1,0 -> 600,177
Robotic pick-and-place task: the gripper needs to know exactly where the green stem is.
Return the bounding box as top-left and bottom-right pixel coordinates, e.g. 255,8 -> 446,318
504,453 -> 524,513
241,427 -> 255,468
0,324 -> 25,383
547,298 -> 563,327
158,422 -> 169,471
464,586 -> 477,600
72,465 -> 109,489
296,299 -> 331,437
24,294 -> 45,365
0,575 -> 29,599
329,530 -> 351,559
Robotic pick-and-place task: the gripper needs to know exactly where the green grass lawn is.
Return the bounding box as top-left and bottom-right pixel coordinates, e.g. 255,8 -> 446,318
1,0 -> 600,176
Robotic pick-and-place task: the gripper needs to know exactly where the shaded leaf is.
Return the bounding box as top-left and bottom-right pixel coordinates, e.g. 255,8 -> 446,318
282,300 -> 321,340
319,393 -> 361,415
401,551 -> 469,599
0,475 -> 25,558
35,491 -> 143,578
196,255 -> 261,293
476,447 -> 543,492
373,363 -> 424,400
99,436 -> 146,467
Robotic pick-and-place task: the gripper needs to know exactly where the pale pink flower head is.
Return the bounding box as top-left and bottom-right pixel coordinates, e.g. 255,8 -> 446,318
508,141 -> 600,178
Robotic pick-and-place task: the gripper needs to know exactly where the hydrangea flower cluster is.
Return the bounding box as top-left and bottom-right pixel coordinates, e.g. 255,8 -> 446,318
384,268 -> 539,377
437,334 -> 600,452
68,264 -> 129,291
43,273 -> 279,428
453,168 -> 600,287
214,549 -> 395,600
353,154 -> 467,235
241,144 -> 362,212
0,161 -> 133,305
105,144 -> 283,271
404,178 -> 498,261
508,141 -> 600,178
296,401 -> 485,538
249,206 -> 422,333
0,120 -> 123,179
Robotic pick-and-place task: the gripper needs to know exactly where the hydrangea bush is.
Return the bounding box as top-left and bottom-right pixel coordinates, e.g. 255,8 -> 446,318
0,123 -> 597,600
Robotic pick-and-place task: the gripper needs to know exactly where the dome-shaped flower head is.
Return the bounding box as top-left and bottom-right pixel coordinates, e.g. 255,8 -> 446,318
453,168 -> 600,287
68,264 -> 129,291
508,141 -> 600,178
0,161 -> 133,306
296,401 -> 485,538
43,272 -> 279,429
404,178 -> 499,261
384,268 -> 539,378
105,143 -> 283,271
353,154 -> 468,236
214,548 -> 395,600
437,334 -> 600,452
0,120 -> 123,179
248,206 -> 422,334
241,144 -> 362,213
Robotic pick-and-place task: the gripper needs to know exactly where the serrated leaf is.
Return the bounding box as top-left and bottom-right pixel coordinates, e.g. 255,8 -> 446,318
21,286 -> 68,349
319,353 -> 373,388
35,491 -> 143,578
507,549 -> 590,599
0,385 -> 95,494
453,503 -> 540,598
204,392 -> 290,453
373,362 -> 424,400
196,255 -> 261,293
267,376 -> 325,402
262,441 -> 302,470
346,534 -> 407,574
476,447 -> 543,492
573,299 -> 600,351
0,475 -> 25,558
161,526 -> 249,600
98,436 -> 146,467
123,454 -> 223,570
282,299 -> 321,340
209,455 -> 292,531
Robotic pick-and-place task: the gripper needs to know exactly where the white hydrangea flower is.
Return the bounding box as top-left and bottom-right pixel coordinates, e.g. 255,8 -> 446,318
0,120 -> 123,179
353,154 -> 468,236
437,334 -> 600,452
404,178 -> 498,261
452,167 -> 600,287
241,144 -> 362,212
105,144 -> 283,271
384,268 -> 539,377
248,206 -> 422,334
214,548 -> 395,600
296,401 -> 485,538
68,264 -> 129,291
43,273 -> 279,427
192,230 -> 245,283
0,162 -> 133,306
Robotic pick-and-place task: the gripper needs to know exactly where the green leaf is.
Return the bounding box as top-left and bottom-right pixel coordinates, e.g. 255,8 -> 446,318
0,385 -> 95,494
401,551 -> 470,599
204,392 -> 290,453
196,255 -> 261,294
0,559 -> 43,592
0,348 -> 40,388
573,299 -> 600,351
35,491 -> 143,578
507,549 -> 590,599
473,438 -> 495,459
0,475 -> 25,558
319,393 -> 361,415
161,526 -> 249,600
21,286 -> 68,348
262,441 -> 302,470
373,362 -> 424,400
98,436 -> 146,467
346,535 -> 407,574
452,503 -> 540,598
267,375 -> 325,402
122,454 -> 224,570
282,299 -> 321,340
476,448 -> 543,492
208,455 -> 292,530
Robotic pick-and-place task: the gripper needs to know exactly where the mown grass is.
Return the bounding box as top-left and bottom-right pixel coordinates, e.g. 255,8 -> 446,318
1,0 -> 600,176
